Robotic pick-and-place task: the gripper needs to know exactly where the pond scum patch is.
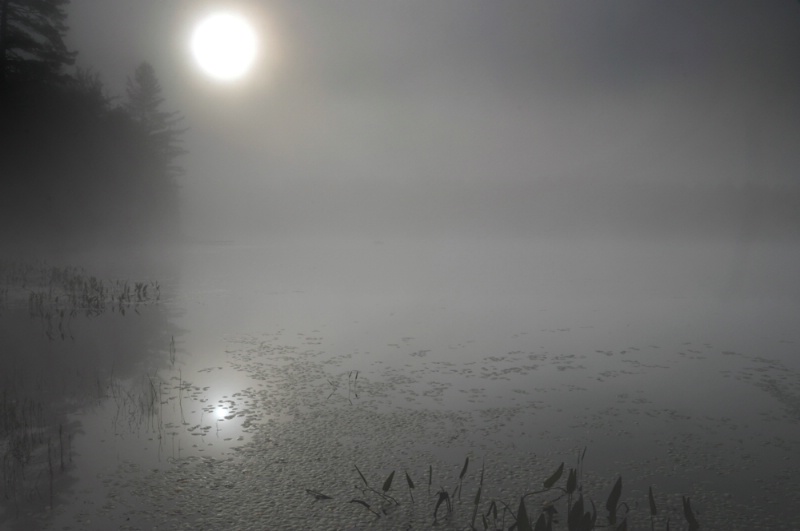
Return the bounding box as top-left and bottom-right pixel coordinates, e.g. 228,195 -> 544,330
80,331 -> 790,530
93,406 -> 717,531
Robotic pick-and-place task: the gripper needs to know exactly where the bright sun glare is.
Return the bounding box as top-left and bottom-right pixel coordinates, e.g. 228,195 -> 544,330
191,12 -> 257,81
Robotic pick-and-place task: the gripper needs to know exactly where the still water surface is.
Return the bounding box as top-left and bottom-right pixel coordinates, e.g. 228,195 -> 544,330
2,237 -> 799,529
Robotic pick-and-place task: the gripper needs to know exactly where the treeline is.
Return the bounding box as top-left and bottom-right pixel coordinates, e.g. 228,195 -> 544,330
0,0 -> 185,247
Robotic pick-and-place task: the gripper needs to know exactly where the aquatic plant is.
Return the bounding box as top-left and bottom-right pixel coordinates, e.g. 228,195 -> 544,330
319,449 -> 700,530
2,260 -> 162,340
0,390 -> 71,514
107,370 -> 168,436
327,370 -> 360,404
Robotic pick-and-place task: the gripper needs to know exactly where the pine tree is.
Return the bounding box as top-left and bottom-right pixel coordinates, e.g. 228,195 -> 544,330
124,61 -> 187,238
125,61 -> 187,181
0,0 -> 76,88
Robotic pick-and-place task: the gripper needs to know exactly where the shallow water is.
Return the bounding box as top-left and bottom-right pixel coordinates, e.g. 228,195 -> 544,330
2,236 -> 799,529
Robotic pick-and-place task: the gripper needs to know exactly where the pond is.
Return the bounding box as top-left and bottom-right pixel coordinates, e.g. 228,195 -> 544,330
1,237 -> 799,530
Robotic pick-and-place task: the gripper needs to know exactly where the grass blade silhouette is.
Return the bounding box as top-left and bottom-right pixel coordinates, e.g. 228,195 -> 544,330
606,476 -> 622,523
683,496 -> 699,530
405,470 -> 415,502
517,496 -> 533,531
382,470 -> 395,493
543,462 -> 564,489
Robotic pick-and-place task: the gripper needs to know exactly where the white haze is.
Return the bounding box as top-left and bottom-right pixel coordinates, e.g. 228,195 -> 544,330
62,0 -> 800,244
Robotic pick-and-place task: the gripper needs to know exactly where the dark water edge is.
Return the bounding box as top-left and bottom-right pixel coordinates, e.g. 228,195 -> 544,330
1,237 -> 799,529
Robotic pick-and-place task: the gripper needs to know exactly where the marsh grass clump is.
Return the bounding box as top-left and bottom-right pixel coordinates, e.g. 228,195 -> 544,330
0,390 -> 72,514
1,260 -> 170,520
0,392 -> 46,467
1,260 -> 162,340
318,449 -> 701,530
107,370 -> 167,437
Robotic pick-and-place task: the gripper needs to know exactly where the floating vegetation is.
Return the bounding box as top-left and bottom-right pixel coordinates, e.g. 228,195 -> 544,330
3,247 -> 799,530
26,322 -> 797,530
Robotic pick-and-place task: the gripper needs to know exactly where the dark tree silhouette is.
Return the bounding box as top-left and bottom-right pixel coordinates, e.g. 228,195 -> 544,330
1,59 -> 187,244
123,62 -> 187,238
0,0 -> 76,89
126,61 -> 187,183
0,2 -> 188,247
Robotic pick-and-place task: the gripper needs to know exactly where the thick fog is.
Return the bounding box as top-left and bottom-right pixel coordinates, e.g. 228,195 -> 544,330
60,0 -> 800,243
3,2 -> 800,529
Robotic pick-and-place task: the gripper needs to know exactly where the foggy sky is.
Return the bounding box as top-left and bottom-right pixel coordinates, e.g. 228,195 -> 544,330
65,1 -> 800,240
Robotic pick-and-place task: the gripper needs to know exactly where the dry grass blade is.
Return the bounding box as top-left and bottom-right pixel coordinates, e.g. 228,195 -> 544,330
543,462 -> 564,489
405,470 -> 415,502
456,455 -> 469,501
683,496 -> 699,530
516,496 -> 533,531
648,486 -> 657,516
470,460 -> 484,529
354,464 -> 369,487
566,467 -> 577,495
485,500 -> 498,522
433,489 -> 451,523
305,488 -> 332,500
568,493 -> 584,530
533,513 -> 549,531
349,499 -> 381,517
471,486 -> 482,522
606,476 -> 622,523
460,456 -> 469,480
382,470 -> 395,493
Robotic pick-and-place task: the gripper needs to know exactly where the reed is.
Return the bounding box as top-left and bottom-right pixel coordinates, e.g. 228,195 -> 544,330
2,260 -> 163,340
0,389 -> 72,514
324,449 -> 701,530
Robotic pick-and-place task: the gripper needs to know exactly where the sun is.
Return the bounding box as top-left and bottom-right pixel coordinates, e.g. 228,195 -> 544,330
191,12 -> 258,81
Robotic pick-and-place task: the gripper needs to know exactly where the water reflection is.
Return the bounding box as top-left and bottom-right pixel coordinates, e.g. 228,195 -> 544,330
2,237 -> 800,529
0,258 -> 180,528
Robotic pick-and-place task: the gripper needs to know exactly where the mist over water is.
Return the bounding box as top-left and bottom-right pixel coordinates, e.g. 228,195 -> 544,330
3,224 -> 800,529
3,0 -> 800,527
